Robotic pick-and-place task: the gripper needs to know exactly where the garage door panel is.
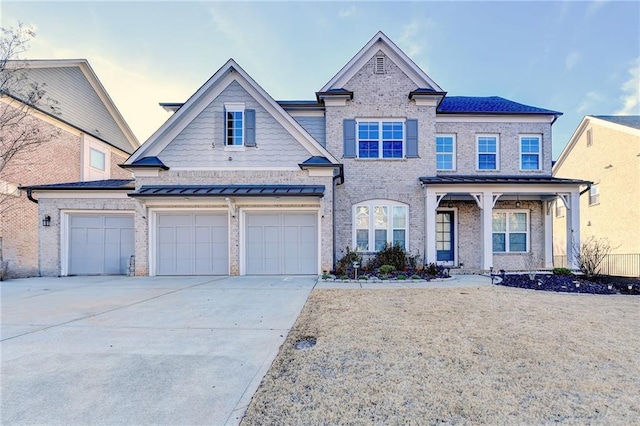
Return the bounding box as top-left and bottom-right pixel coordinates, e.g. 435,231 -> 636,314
245,212 -> 318,275
156,213 -> 228,275
69,215 -> 133,275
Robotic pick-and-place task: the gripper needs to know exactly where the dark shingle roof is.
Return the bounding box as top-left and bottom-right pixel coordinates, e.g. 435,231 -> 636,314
437,96 -> 561,115
419,175 -> 589,185
593,115 -> 640,130
300,156 -> 334,166
22,179 -> 134,191
131,185 -> 325,197
125,156 -> 169,169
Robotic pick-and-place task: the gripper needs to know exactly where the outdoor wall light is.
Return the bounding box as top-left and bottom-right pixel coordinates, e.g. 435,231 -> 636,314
42,215 -> 51,227
515,194 -> 521,208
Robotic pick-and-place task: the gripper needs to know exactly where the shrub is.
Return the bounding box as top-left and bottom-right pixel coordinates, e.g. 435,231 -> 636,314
553,267 -> 573,276
574,236 -> 617,277
411,274 -> 421,280
372,243 -> 407,271
336,246 -> 362,276
424,262 -> 439,276
358,275 -> 368,280
321,273 -> 331,280
379,264 -> 395,276
397,274 -> 407,280
340,275 -> 349,280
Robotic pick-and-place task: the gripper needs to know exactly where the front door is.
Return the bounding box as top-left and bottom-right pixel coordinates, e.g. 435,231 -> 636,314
436,211 -> 454,264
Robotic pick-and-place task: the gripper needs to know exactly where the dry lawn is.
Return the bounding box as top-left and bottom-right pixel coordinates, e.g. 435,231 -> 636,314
242,286 -> 640,425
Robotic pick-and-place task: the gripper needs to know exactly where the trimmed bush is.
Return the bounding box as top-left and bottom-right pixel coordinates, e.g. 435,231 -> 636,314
553,267 -> 573,276
379,265 -> 395,276
397,274 -> 407,280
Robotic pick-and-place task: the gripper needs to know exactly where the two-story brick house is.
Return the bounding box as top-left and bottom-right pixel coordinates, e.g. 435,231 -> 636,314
1,59 -> 138,277
27,32 -> 586,276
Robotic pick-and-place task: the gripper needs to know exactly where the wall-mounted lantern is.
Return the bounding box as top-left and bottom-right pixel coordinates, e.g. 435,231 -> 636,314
42,215 -> 51,227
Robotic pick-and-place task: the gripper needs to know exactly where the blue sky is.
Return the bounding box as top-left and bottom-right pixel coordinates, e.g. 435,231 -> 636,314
3,1 -> 639,158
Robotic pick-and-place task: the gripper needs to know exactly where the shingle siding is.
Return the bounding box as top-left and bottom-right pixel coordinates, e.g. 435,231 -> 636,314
159,81 -> 311,167
292,116 -> 326,146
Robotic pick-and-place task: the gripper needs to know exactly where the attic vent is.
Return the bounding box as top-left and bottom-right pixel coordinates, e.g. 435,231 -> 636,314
375,56 -> 385,74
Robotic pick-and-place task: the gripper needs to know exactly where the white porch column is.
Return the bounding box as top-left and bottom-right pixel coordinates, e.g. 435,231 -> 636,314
566,190 -> 581,270
544,201 -> 553,268
480,191 -> 493,271
425,190 -> 439,264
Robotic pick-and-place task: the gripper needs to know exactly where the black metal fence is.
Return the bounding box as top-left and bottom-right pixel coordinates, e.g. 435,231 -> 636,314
554,254 -> 640,277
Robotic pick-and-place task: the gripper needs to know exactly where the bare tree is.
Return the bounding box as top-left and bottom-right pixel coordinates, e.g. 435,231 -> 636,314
574,236 -> 617,277
0,22 -> 59,208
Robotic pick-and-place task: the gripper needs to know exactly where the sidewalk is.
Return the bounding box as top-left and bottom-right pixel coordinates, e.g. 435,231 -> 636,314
315,274 -> 493,289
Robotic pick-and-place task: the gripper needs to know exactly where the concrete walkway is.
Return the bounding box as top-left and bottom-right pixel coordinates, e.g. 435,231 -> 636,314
1,275 -> 316,425
315,273 -> 494,289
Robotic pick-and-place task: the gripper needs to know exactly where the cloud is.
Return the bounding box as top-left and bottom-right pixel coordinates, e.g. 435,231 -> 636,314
616,57 -> 640,115
577,91 -> 603,114
338,5 -> 356,18
585,0 -> 606,18
398,21 -> 424,58
564,51 -> 580,72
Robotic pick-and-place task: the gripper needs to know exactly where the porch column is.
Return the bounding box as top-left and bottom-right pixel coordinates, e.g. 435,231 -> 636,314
480,191 -> 493,271
566,190 -> 581,270
544,201 -> 553,268
425,190 -> 439,265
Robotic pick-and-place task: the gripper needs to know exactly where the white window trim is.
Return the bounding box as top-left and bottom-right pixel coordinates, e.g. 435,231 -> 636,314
224,102 -> 245,149
82,134 -> 110,181
436,133 -> 456,171
589,184 -> 600,206
352,200 -> 409,252
492,209 -> 529,253
519,134 -> 542,171
89,147 -> 106,171
476,134 -> 500,171
356,119 -> 406,159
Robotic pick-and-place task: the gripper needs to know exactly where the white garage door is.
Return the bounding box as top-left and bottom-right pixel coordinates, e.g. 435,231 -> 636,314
245,212 -> 318,275
157,213 -> 228,275
69,215 -> 134,275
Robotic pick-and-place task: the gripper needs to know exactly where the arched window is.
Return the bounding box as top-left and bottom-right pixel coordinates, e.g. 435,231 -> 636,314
353,200 -> 408,252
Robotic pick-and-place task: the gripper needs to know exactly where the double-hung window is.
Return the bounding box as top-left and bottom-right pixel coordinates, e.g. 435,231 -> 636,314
357,120 -> 404,159
589,184 -> 600,205
354,201 -> 408,251
492,211 -> 528,253
225,103 -> 244,146
520,135 -> 541,170
436,134 -> 456,171
477,135 -> 499,170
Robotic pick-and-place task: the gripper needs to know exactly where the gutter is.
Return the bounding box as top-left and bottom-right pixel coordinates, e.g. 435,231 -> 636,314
25,188 -> 38,204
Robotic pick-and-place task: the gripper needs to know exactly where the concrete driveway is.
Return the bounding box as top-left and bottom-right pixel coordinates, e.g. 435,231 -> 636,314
1,275 -> 316,425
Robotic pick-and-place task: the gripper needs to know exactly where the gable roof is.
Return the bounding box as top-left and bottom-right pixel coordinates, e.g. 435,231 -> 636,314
126,59 -> 339,165
437,96 -> 562,116
554,114 -> 640,173
319,31 -> 443,93
592,115 -> 640,130
2,59 -> 139,154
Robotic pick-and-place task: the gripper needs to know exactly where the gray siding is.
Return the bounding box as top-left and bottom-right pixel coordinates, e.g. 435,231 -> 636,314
18,66 -> 134,154
159,81 -> 312,167
292,116 -> 326,147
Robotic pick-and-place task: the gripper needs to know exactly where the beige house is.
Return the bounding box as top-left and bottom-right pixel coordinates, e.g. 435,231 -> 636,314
553,115 -> 640,263
27,32 -> 587,277
0,60 -> 138,277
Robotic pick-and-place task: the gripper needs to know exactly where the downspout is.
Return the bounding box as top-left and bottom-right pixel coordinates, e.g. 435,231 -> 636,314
332,164 -> 344,271
579,184 -> 592,196
26,188 -> 38,204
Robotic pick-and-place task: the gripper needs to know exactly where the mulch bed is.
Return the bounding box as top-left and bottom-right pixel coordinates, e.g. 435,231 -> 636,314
498,274 -> 640,295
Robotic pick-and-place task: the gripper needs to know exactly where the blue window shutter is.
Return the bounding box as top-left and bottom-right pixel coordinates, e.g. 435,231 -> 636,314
343,119 -> 356,158
222,106 -> 227,146
406,119 -> 418,158
245,109 -> 256,147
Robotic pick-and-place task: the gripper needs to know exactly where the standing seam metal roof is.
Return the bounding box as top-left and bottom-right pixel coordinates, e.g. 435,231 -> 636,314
130,185 -> 325,197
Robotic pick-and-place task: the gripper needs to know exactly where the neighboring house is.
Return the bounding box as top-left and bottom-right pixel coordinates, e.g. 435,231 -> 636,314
553,115 -> 640,263
26,32 -> 586,277
0,59 -> 139,277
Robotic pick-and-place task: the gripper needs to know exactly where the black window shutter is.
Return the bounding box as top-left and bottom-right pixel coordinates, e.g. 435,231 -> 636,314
406,119 -> 418,158
343,119 -> 356,158
245,109 -> 256,147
